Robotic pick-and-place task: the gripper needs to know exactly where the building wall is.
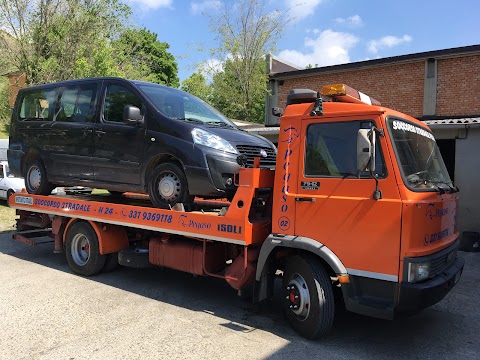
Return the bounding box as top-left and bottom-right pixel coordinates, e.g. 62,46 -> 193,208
436,55 -> 480,117
278,62 -> 425,118
276,53 -> 480,120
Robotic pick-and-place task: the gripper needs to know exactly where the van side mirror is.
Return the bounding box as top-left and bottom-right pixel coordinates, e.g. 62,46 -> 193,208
357,128 -> 376,172
123,105 -> 144,126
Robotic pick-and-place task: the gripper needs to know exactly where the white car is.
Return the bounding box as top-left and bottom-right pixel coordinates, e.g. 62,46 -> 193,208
0,160 -> 25,202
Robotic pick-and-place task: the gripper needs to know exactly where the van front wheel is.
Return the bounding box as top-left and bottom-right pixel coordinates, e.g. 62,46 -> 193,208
148,163 -> 193,208
24,160 -> 54,195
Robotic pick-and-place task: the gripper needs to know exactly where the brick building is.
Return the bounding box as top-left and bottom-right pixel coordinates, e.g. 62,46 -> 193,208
259,45 -> 480,236
4,71 -> 26,107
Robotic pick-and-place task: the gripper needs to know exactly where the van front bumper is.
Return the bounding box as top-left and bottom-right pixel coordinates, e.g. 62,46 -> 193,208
7,149 -> 24,177
184,153 -> 239,197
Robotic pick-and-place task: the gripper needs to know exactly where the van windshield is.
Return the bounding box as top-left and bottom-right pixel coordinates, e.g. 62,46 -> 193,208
387,118 -> 454,193
137,84 -> 237,127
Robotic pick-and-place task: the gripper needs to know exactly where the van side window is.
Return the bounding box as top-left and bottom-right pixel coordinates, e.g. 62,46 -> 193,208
103,85 -> 143,123
19,89 -> 56,121
305,121 -> 386,178
55,85 -> 97,123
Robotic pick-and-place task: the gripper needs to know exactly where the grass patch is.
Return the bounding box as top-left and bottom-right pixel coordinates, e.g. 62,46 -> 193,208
0,203 -> 17,232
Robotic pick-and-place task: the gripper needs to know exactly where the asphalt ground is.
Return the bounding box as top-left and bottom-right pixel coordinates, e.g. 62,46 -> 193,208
1,230 -> 479,360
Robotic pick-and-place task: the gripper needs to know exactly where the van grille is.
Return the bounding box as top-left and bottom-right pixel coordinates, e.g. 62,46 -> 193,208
236,145 -> 277,168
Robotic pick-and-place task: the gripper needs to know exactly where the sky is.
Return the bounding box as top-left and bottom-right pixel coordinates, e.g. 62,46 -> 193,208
125,0 -> 480,83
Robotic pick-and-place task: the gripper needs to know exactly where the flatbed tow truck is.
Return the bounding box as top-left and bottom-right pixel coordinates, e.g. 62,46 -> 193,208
8,84 -> 464,339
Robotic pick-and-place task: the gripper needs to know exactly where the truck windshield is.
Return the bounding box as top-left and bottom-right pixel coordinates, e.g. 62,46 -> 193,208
137,83 -> 237,127
387,118 -> 453,192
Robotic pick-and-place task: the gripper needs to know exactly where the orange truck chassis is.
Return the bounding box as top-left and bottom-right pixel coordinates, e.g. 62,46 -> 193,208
9,84 -> 464,340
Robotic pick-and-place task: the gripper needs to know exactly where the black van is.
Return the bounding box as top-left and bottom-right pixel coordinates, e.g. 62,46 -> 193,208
7,77 -> 277,207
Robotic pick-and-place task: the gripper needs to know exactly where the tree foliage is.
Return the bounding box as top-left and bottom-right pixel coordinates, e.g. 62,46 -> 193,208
113,28 -> 179,87
181,72 -> 212,102
0,1 -> 179,87
206,0 -> 288,122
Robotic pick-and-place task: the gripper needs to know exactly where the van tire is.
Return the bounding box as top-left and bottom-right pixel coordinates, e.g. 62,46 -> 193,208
148,163 -> 193,208
24,159 -> 54,195
283,255 -> 335,339
65,221 -> 106,276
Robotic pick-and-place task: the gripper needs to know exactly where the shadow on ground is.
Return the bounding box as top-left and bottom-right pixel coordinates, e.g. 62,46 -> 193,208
1,230 -> 479,360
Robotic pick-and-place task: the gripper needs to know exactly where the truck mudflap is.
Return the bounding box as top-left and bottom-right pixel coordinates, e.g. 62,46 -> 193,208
396,256 -> 464,313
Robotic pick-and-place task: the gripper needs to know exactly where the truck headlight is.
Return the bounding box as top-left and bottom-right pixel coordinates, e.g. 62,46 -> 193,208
408,261 -> 431,283
191,128 -> 238,154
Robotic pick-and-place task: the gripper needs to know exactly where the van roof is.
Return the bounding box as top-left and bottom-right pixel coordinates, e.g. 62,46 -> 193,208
19,77 -> 171,91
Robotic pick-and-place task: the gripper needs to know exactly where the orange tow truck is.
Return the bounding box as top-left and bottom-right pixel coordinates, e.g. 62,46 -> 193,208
9,84 -> 464,339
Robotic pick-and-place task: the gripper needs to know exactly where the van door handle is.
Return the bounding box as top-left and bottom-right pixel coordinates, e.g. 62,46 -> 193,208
295,197 -> 315,202
95,130 -> 106,138
83,129 -> 93,136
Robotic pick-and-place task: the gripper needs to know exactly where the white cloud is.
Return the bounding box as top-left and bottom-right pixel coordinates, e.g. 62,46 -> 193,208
127,0 -> 172,10
191,0 -> 221,14
278,29 -> 358,68
285,0 -> 324,22
367,35 -> 412,54
335,15 -> 363,27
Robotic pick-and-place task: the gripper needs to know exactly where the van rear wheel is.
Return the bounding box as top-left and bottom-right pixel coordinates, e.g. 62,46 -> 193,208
148,163 -> 193,208
24,159 -> 54,195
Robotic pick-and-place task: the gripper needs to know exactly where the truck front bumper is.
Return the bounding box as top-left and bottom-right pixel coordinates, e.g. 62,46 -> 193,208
397,256 -> 464,312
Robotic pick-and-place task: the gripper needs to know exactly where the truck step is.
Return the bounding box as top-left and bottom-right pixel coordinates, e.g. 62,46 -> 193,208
12,229 -> 54,247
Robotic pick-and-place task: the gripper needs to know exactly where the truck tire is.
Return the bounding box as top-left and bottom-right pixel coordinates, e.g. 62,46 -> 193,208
24,159 -> 54,195
103,253 -> 119,273
65,221 -> 106,276
283,254 -> 335,339
148,163 -> 193,208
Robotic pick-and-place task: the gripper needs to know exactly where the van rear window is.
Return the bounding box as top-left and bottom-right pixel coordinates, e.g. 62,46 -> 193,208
19,89 -> 56,121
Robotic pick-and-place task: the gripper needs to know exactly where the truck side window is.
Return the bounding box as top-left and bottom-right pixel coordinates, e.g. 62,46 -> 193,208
19,89 -> 56,121
305,121 -> 386,178
55,85 -> 97,123
103,85 -> 143,123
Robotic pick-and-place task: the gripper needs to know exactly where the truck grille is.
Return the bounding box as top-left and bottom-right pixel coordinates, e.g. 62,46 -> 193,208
430,248 -> 457,278
236,145 -> 277,168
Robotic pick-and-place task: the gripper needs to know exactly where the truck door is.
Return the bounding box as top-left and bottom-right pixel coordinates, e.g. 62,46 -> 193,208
294,116 -> 402,280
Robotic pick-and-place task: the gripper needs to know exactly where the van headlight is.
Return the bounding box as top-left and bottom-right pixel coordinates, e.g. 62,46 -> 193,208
191,128 -> 238,154
408,261 -> 431,283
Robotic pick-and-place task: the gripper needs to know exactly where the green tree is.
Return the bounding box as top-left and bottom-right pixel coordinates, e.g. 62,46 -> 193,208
0,0 -> 131,85
210,59 -> 265,122
181,72 -> 212,102
113,28 -> 179,87
206,0 -> 288,122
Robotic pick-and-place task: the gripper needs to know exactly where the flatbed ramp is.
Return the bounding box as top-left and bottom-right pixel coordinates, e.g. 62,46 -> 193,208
10,168 -> 275,246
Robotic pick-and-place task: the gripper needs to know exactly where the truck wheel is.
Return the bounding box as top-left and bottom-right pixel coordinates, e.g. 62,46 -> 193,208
148,163 -> 193,208
283,255 -> 335,339
24,159 -> 54,195
65,221 -> 106,276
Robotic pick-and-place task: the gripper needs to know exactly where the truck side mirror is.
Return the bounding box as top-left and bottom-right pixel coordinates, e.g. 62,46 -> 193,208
357,128 -> 376,172
123,105 -> 144,126
272,107 -> 284,117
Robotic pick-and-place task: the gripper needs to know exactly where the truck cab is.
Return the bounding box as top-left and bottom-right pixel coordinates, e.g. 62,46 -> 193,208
257,84 -> 463,337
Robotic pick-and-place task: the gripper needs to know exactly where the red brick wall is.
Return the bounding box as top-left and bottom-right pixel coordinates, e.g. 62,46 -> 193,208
279,62 -> 425,118
436,55 -> 480,117
7,72 -> 26,107
278,54 -> 480,119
